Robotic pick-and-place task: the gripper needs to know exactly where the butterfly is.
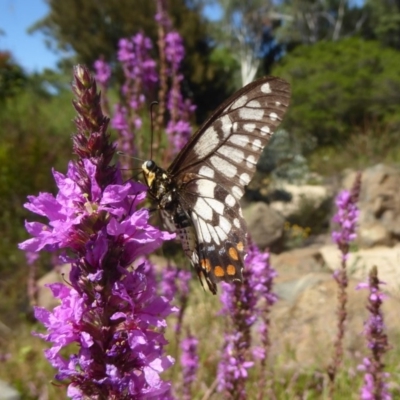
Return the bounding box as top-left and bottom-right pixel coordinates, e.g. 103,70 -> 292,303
142,76 -> 290,294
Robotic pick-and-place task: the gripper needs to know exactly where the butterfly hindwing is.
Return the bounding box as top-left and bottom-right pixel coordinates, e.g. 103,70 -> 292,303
176,175 -> 247,293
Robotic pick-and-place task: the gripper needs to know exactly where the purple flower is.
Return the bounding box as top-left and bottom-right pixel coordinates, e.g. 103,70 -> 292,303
159,265 -> 191,301
166,120 -> 192,152
328,172 -> 362,395
159,264 -> 191,341
20,161 -> 171,259
165,32 -> 185,67
113,33 -> 158,169
332,173 -> 361,262
180,335 -> 199,400
20,65 -> 176,399
163,34 -> 196,156
155,0 -> 172,29
25,251 -> 39,265
217,244 -> 276,399
35,264 -> 176,399
357,267 -> 391,400
93,58 -> 111,86
118,34 -> 158,86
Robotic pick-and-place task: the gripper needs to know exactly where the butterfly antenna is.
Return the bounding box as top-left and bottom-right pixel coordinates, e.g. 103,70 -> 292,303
150,101 -> 158,160
117,151 -> 145,164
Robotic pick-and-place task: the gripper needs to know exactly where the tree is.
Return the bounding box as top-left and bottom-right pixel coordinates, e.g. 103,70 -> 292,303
30,0 -> 157,68
0,52 -> 27,102
30,0 -> 234,121
273,38 -> 400,147
207,0 -> 285,86
276,0 -> 367,46
361,0 -> 400,50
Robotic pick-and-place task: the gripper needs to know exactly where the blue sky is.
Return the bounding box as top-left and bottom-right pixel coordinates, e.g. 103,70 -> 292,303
0,0 -> 58,72
0,0 -> 364,74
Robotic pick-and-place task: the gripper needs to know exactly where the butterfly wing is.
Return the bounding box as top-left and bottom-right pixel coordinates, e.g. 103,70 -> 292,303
168,76 -> 290,293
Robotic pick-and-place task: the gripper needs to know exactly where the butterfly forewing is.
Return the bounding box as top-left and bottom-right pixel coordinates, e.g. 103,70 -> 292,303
167,76 -> 290,293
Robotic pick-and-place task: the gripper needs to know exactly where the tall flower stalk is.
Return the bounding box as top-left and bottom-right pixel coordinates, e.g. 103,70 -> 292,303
94,0 -> 195,167
217,244 -> 277,400
93,57 -> 112,116
164,30 -> 196,160
180,333 -> 199,400
19,66 -> 176,399
159,264 -> 191,343
357,266 -> 391,400
112,33 -> 158,172
253,248 -> 277,400
328,172 -> 362,398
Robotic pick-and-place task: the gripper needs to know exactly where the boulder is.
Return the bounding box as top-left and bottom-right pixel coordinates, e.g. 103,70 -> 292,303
269,274 -> 400,368
243,202 -> 285,250
0,380 -> 20,400
342,164 -> 400,247
267,245 -> 400,367
36,264 -> 71,310
269,183 -> 330,219
319,244 -> 400,295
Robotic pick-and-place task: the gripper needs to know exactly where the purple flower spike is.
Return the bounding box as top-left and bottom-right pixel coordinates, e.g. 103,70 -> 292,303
20,65 -> 176,399
180,335 -> 199,400
328,172 -> 362,396
332,172 -> 361,262
217,244 -> 276,399
165,32 -> 185,68
163,30 -> 196,156
357,266 -> 392,400
93,58 -> 111,86
112,33 -> 158,171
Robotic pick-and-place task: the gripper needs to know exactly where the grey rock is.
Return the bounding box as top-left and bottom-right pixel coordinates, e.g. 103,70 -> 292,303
0,380 -> 20,400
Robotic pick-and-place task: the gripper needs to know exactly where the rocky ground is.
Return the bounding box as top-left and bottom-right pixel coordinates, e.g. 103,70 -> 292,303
247,164 -> 400,366
35,163 -> 400,369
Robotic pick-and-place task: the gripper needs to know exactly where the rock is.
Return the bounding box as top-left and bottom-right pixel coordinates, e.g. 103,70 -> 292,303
269,274 -> 400,368
266,243 -> 400,368
269,183 -> 330,219
358,222 -> 391,247
319,244 -> 400,295
36,264 -> 71,310
243,202 -> 285,250
271,246 -> 327,288
342,164 -> 400,247
0,380 -> 20,400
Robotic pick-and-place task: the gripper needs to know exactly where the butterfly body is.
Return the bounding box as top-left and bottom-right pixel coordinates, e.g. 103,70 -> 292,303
142,76 -> 290,294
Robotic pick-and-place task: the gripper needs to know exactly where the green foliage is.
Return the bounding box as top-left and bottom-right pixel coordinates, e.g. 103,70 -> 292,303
273,38 -> 400,148
309,118 -> 400,175
31,0 -> 234,121
31,0 -> 157,66
3,295 -> 400,399
0,75 -> 75,323
0,51 -> 28,102
363,0 -> 400,50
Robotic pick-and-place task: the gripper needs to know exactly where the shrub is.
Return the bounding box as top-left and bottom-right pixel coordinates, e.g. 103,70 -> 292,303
273,38 -> 400,148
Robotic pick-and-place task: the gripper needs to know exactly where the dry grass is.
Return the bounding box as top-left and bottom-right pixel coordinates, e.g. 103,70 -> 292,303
1,280 -> 400,399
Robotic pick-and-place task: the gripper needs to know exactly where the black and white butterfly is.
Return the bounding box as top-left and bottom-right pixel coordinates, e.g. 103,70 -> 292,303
142,76 -> 290,294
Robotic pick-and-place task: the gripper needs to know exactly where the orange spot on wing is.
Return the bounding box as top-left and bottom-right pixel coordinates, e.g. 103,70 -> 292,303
214,265 -> 225,277
227,265 -> 236,276
228,247 -> 239,260
201,258 -> 212,272
237,241 -> 244,252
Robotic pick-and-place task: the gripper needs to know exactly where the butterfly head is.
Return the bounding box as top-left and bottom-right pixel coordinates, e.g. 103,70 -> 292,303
142,160 -> 173,204
142,160 -> 158,189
